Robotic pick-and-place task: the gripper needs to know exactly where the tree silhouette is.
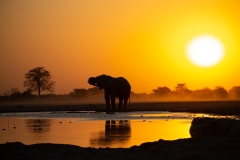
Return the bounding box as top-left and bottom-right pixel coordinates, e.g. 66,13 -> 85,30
214,86 -> 228,99
192,87 -> 214,99
87,87 -> 104,98
152,86 -> 171,97
22,89 -> 34,100
229,86 -> 240,99
175,83 -> 192,95
3,88 -> 21,97
69,88 -> 88,98
23,67 -> 55,96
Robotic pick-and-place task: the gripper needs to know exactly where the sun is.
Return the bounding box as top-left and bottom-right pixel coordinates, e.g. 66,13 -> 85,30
185,35 -> 225,68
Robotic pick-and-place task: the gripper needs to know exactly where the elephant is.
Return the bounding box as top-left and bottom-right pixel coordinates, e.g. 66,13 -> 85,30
88,74 -> 131,111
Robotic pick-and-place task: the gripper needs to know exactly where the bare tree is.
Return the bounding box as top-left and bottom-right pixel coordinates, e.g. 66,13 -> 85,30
23,67 -> 55,96
3,88 -> 21,97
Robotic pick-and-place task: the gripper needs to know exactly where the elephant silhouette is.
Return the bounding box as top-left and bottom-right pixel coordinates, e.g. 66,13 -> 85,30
88,74 -> 131,111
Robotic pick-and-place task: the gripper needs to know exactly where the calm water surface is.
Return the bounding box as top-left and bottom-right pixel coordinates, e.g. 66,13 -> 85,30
0,111 -> 221,148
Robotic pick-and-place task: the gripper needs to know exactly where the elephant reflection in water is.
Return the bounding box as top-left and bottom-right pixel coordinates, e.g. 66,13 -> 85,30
90,120 -> 131,146
25,119 -> 51,133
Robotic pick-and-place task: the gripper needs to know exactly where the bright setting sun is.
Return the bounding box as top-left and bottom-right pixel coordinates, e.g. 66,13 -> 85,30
185,35 -> 225,68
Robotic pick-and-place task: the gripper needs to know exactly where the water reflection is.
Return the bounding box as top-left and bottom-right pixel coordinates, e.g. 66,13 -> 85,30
90,120 -> 131,147
0,111 -> 198,148
25,119 -> 51,133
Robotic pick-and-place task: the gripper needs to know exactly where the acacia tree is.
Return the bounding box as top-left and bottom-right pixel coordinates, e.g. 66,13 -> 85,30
23,67 -> 55,96
69,88 -> 88,99
229,86 -> 240,99
214,86 -> 228,99
152,86 -> 171,98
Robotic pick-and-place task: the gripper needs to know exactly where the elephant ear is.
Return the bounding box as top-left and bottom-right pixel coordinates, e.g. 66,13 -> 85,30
96,74 -> 113,90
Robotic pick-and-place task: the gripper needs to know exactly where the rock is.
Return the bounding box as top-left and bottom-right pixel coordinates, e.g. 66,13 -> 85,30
190,117 -> 240,138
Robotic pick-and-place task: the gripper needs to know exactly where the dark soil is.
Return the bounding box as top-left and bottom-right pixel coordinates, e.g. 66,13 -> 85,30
1,138 -> 240,160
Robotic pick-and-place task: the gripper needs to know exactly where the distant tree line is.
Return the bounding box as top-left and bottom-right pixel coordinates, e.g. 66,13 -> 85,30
0,86 -> 105,102
1,84 -> 240,102
1,66 -> 240,102
150,84 -> 240,100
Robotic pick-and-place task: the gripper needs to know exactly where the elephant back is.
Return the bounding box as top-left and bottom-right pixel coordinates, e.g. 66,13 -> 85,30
114,77 -> 131,95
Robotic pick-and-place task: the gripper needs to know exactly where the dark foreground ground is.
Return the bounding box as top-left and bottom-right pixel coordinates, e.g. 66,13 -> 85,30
1,101 -> 240,159
1,138 -> 240,160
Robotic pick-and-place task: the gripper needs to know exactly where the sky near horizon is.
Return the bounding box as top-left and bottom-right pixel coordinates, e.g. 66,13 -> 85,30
1,0 -> 240,95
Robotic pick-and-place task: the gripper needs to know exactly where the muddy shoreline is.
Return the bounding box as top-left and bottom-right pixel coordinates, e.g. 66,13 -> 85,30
1,100 -> 240,115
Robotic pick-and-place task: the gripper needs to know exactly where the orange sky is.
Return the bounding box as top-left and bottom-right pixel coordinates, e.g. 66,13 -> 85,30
1,0 -> 240,94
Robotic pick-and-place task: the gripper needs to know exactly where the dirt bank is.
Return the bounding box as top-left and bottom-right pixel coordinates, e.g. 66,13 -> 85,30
1,137 -> 240,160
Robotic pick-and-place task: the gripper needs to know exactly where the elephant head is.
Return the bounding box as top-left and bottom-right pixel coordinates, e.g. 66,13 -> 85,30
88,77 -> 97,86
88,75 -> 114,90
96,75 -> 115,90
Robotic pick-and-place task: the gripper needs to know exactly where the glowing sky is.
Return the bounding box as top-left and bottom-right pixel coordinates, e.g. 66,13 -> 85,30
1,0 -> 240,94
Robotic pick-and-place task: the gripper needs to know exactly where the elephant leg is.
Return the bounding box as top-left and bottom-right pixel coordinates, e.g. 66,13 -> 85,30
118,98 -> 123,110
123,98 -> 128,110
111,96 -> 116,111
104,91 -> 110,111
